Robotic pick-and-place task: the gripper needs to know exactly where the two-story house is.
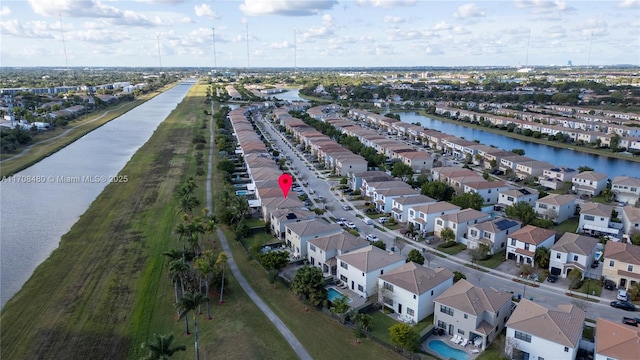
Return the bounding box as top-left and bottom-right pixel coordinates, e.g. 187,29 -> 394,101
307,232 -> 370,275
577,202 -> 623,240
467,217 -> 522,255
378,263 -> 454,323
549,233 -> 600,279
433,279 -> 513,351
284,219 -> 343,258
595,318 -> 640,360
535,194 -> 577,224
612,176 -> 640,205
373,187 -> 421,213
407,201 -> 461,234
603,241 -> 640,291
498,188 -> 539,208
621,205 -> 640,237
269,209 -> 317,240
336,245 -> 405,298
506,299 -> 585,360
506,225 -> 556,265
572,171 -> 608,197
390,195 -> 436,223
539,167 -> 578,190
434,209 -> 492,245
462,181 -> 509,205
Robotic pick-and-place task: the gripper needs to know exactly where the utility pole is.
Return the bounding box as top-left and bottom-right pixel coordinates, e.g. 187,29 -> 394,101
59,12 -> 69,69
156,34 -> 162,70
246,23 -> 250,72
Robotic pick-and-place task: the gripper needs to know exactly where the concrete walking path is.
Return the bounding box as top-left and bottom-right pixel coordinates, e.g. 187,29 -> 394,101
206,107 -> 312,360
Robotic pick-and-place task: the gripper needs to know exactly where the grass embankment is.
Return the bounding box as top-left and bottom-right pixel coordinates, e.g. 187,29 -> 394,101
406,109 -> 640,164
0,84 -> 296,360
0,83 -> 175,178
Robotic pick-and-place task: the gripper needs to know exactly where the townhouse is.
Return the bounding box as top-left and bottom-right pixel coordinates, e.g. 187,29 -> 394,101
350,170 -> 392,192
307,232 -> 369,275
408,202 -> 462,234
505,299 -> 585,360
284,219 -> 343,258
373,187 -> 421,213
539,167 -> 578,190
603,241 -> 640,291
498,188 -> 539,208
378,263 -> 454,323
577,202 -> 623,240
514,159 -> 555,180
612,176 -> 640,205
506,225 -> 556,265
549,233 -> 600,279
362,180 -> 412,198
269,208 -> 317,240
572,171 -> 608,197
434,209 -> 492,245
534,194 -> 577,224
467,217 -> 522,255
621,205 -> 640,236
336,245 -> 405,298
433,279 -> 513,351
595,318 -> 640,360
390,195 -> 436,223
462,181 -> 509,205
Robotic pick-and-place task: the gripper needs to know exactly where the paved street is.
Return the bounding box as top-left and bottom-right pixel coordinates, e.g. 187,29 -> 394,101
254,111 -> 625,323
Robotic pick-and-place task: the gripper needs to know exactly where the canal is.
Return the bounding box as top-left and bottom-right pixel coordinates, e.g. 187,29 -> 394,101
0,81 -> 194,309
397,112 -> 638,178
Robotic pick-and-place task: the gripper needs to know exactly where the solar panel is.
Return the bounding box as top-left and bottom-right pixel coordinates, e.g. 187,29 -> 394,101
495,219 -> 517,231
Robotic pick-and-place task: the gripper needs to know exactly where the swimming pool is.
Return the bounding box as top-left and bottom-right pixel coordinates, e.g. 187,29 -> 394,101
327,288 -> 352,304
235,190 -> 250,196
428,340 -> 469,360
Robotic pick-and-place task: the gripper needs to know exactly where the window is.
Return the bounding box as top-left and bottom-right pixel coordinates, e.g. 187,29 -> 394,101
436,220 -> 442,226
358,284 -> 364,292
511,239 -> 516,246
484,232 -> 491,239
538,203 -> 548,209
524,244 -> 530,250
470,230 -> 478,237
609,260 -> 615,267
383,296 -> 393,306
514,331 -> 531,343
437,320 -> 447,329
287,229 -> 292,235
407,308 -> 414,316
413,294 -> 416,299
340,261 -> 348,270
629,265 -> 634,272
556,253 -> 561,259
584,215 -> 595,221
310,244 -> 316,252
383,282 -> 394,292
538,357 -> 544,360
573,255 -> 579,261
440,305 -> 454,316
464,314 -> 468,319
458,329 -> 465,335
564,347 -> 569,352
507,196 -> 514,202
340,275 -> 347,282
431,290 -> 434,296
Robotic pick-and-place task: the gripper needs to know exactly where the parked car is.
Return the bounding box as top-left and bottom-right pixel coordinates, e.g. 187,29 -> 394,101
336,217 -> 346,226
342,205 -> 350,211
547,274 -> 558,283
604,280 -> 616,290
378,217 -> 388,224
363,218 -> 373,225
345,222 -> 357,230
366,234 -> 379,242
618,289 -> 629,301
591,260 -> 599,268
610,301 -> 637,311
622,317 -> 640,326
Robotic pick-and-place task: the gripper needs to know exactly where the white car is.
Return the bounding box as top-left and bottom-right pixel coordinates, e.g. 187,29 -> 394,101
378,217 -> 388,224
345,222 -> 356,229
336,217 -> 346,226
342,205 -> 350,210
618,289 -> 629,301
366,234 -> 379,242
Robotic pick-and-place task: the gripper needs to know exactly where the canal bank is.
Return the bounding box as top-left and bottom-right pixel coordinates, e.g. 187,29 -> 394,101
395,110 -> 638,178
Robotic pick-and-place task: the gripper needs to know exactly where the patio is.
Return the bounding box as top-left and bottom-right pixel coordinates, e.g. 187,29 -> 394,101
328,284 -> 368,309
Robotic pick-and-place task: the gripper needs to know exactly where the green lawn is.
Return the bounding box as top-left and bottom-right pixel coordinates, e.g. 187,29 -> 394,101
244,217 -> 266,229
552,217 -> 580,237
575,278 -> 603,297
437,243 -> 467,255
478,250 -> 507,269
369,310 -> 400,344
583,326 -> 595,341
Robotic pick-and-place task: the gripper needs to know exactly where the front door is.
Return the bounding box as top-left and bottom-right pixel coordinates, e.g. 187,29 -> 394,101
620,278 -> 627,289
351,281 -> 354,290
448,324 -> 454,335
398,303 -> 402,314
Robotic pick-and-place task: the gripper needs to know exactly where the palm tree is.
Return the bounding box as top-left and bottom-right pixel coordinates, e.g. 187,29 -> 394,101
204,219 -> 217,245
178,292 -> 207,360
169,258 -> 190,307
216,252 -> 228,303
195,253 -> 215,320
141,333 -> 186,360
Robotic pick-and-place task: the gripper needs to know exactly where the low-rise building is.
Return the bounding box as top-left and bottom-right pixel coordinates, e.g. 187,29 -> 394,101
535,194 -> 577,224
539,166 -> 578,190
506,225 -> 556,265
467,217 -> 522,255
407,201 -> 461,234
284,219 -> 343,258
378,263 -> 454,323
572,171 -> 608,197
307,232 -> 370,275
505,299 -> 585,360
612,176 -> 640,205
549,233 -> 600,279
462,181 -> 509,205
577,202 -> 623,240
498,188 -> 539,208
336,245 -> 405,298
433,279 -> 513,351
390,195 -> 436,223
621,205 -> 640,236
595,318 -> 640,360
434,209 -> 492,245
603,241 -> 640,291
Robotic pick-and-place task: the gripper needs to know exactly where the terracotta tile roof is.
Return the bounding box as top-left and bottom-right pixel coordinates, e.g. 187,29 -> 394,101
536,194 -> 576,206
307,231 -> 369,253
411,201 -> 461,215
612,175 -> 640,187
551,233 -> 599,256
506,299 -> 585,348
438,208 -> 489,224
580,202 -> 613,218
434,279 -> 512,316
604,242 -> 640,265
573,171 -> 608,181
509,225 -> 556,245
622,205 -> 640,223
595,318 -> 640,359
379,263 -> 453,295
286,219 -> 342,238
336,245 -> 405,273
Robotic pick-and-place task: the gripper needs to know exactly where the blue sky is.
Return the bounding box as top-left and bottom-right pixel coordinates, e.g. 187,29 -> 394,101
1,0 -> 638,68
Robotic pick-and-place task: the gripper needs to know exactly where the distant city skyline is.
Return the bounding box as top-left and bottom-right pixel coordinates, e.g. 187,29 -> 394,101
1,0 -> 639,68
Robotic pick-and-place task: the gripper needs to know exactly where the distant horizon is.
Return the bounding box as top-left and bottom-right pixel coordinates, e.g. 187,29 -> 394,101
1,1 -> 639,68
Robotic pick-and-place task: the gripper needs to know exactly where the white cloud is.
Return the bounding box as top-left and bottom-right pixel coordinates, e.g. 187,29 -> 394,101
239,0 -> 338,16
268,40 -> 293,49
452,26 -> 470,35
357,0 -> 416,8
383,16 -> 405,23
432,21 -> 452,31
194,4 -> 219,18
618,0 -> 640,8
0,19 -> 57,39
514,0 -> 574,13
71,28 -> 131,44
0,6 -> 11,16
578,19 -> 609,37
387,27 -> 436,41
300,26 -> 335,41
135,0 -> 186,4
28,0 -> 162,27
453,4 -> 486,18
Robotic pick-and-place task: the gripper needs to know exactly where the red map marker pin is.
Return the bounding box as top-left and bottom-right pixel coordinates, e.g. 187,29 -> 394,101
278,173 -> 293,199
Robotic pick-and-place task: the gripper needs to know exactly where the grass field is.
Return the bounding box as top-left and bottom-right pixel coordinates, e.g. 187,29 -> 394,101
0,84 -> 174,178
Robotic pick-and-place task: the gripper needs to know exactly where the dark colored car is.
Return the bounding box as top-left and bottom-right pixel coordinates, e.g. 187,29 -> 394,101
604,280 -> 616,290
611,301 -> 637,311
623,317 -> 640,326
591,260 -> 599,268
547,274 -> 558,283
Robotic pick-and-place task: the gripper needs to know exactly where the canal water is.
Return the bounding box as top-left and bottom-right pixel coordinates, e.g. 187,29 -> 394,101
0,81 -> 194,309
397,112 -> 637,178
